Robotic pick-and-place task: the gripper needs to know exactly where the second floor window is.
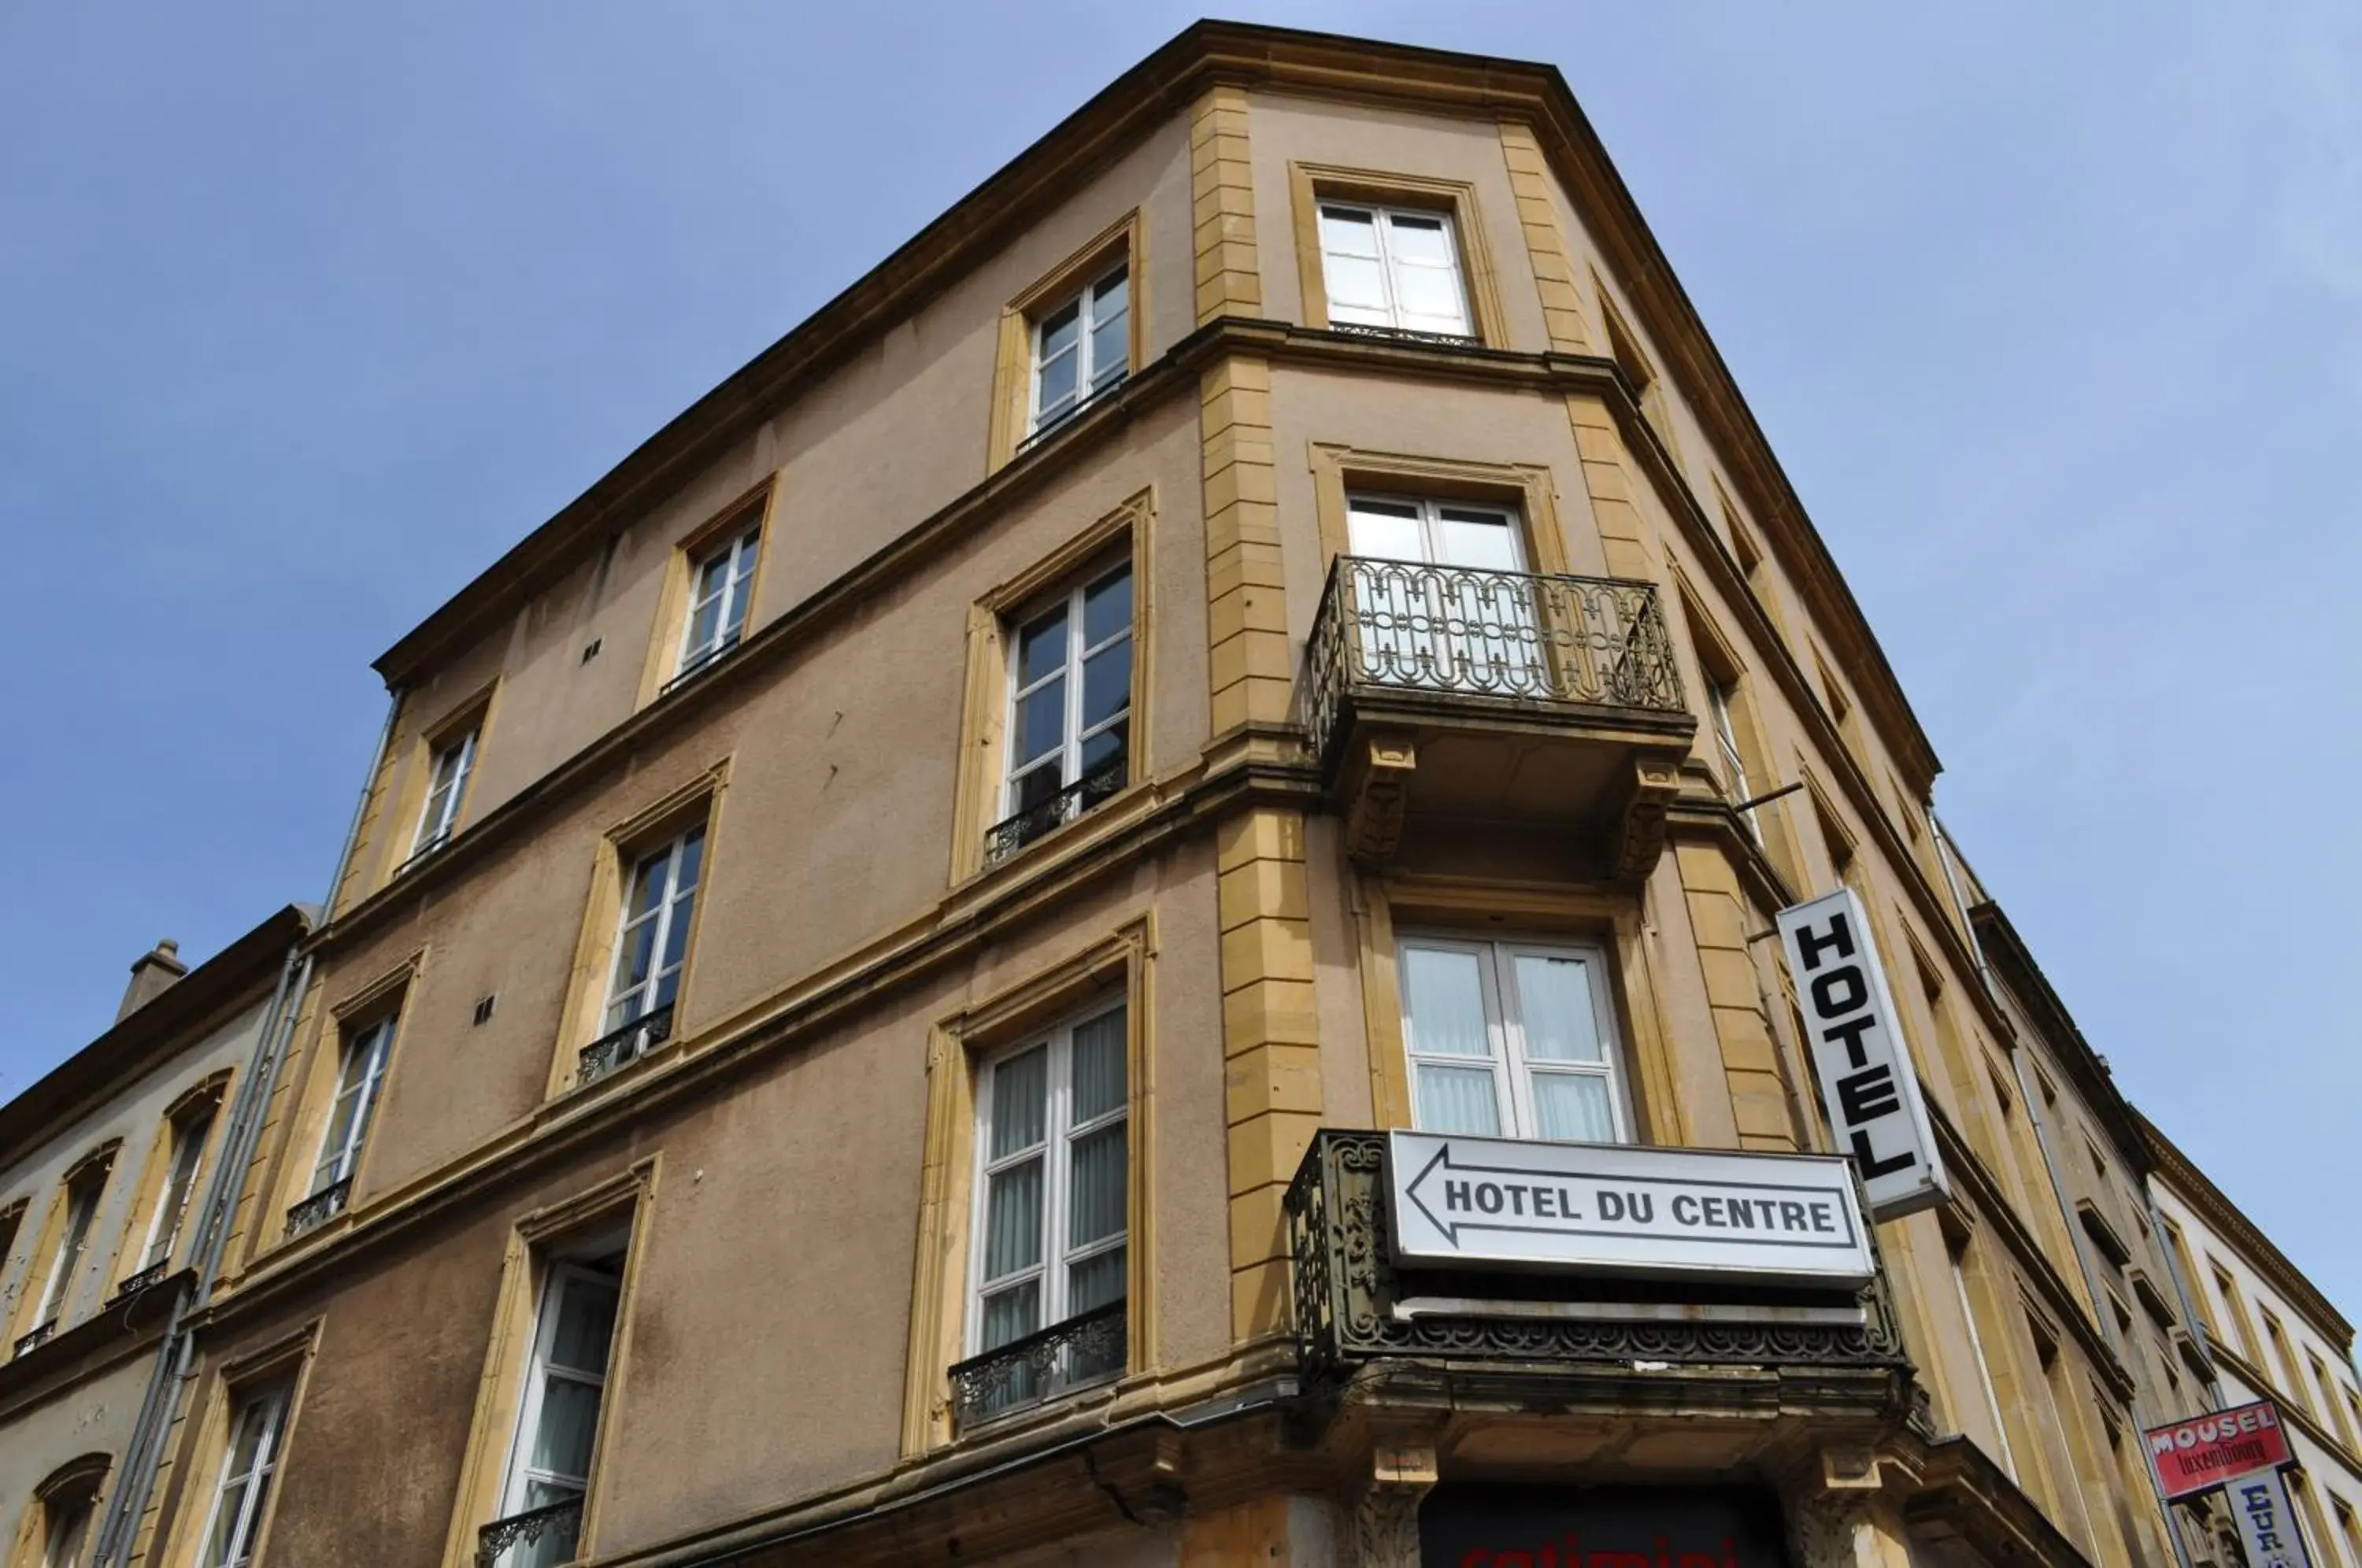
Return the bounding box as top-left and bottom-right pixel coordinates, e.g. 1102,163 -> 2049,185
1030,262 -> 1128,436
678,523 -> 761,678
990,564 -> 1131,861
1317,203 -> 1472,339
487,1256 -> 623,1568
412,725 -> 480,858
31,1159 -> 111,1333
139,1100 -> 217,1275
603,826 -> 703,1039
311,1015 -> 395,1200
201,1381 -> 292,1568
1398,936 -> 1631,1144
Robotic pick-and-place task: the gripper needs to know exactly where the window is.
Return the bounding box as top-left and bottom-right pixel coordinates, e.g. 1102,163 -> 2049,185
1705,674 -> 1757,833
2262,1309 -> 2304,1406
198,1381 -> 291,1568
2212,1263 -> 2252,1355
2307,1352 -> 2350,1449
486,1253 -> 623,1568
988,562 -> 1131,863
294,1013 -> 395,1230
409,724 -> 479,860
1028,261 -> 1129,438
1943,1229 -> 2017,1479
1316,203 -> 1472,340
135,1099 -> 217,1278
35,1489 -> 94,1568
675,522 -> 761,680
26,1157 -> 112,1342
585,824 -> 703,1078
1343,493 -> 1546,698
1398,936 -> 1630,1143
965,1004 -> 1128,1417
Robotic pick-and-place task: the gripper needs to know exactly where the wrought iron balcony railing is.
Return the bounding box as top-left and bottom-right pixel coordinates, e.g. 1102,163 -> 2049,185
1284,1130 -> 1906,1378
1302,557 -> 1686,760
13,1319 -> 57,1358
111,1262 -> 170,1304
476,1496 -> 583,1568
1017,372 -> 1130,455
284,1175 -> 354,1240
577,1001 -> 676,1087
982,756 -> 1127,867
946,1299 -> 1126,1433
1324,320 -> 1481,350
661,631 -> 741,697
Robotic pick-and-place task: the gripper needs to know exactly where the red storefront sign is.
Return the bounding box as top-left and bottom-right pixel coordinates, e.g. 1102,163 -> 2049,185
2145,1399 -> 2293,1500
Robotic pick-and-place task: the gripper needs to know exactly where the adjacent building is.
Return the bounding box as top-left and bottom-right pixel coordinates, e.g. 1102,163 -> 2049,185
5,20 -> 2353,1568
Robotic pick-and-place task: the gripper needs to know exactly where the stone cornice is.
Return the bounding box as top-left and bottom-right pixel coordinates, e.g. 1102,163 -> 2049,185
1967,900 -> 2149,1170
2142,1111 -> 2352,1351
2206,1339 -> 2362,1480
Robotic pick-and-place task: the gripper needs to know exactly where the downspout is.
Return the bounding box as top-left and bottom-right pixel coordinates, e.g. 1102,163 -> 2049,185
91,686 -> 399,1568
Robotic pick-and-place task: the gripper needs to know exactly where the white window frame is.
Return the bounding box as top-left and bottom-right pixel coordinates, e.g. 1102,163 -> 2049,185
39,1492 -> 94,1568
600,824 -> 705,1037
1027,261 -> 1130,436
139,1102 -> 217,1273
999,563 -> 1133,820
1705,674 -> 1762,843
1397,934 -> 1632,1144
964,1003 -> 1130,1357
676,523 -> 761,676
492,1259 -> 622,1556
197,1381 -> 292,1568
1316,202 -> 1474,338
410,725 -> 480,858
309,1015 -> 395,1197
32,1171 -> 106,1329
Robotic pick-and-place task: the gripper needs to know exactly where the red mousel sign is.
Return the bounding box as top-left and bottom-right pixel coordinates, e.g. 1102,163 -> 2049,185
2145,1400 -> 2293,1500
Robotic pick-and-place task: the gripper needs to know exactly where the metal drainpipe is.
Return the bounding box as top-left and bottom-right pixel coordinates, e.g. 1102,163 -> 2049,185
90,686 -> 398,1567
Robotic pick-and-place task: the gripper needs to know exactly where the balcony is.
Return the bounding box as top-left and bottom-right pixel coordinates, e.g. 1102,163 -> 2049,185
1284,1130 -> 1907,1380
284,1175 -> 353,1240
946,1300 -> 1126,1433
576,1001 -> 676,1087
477,1496 -> 581,1568
110,1261 -> 171,1304
982,756 -> 1127,867
13,1319 -> 57,1359
1301,558 -> 1694,874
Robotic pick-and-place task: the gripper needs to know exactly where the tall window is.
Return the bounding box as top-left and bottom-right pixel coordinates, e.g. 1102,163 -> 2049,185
29,1158 -> 112,1336
1030,261 -> 1128,436
35,1488 -> 94,1568
136,1100 -> 218,1277
488,1255 -> 623,1568
1703,673 -> 1764,844
1397,937 -> 1629,1143
676,523 -> 761,679
410,725 -> 480,859
968,1004 -> 1127,1410
200,1381 -> 292,1568
991,563 -> 1131,861
307,1015 -> 395,1206
1316,203 -> 1472,338
600,825 -> 703,1045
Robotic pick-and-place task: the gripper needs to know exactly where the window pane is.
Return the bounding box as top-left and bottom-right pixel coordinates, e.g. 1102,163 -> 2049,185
1531,1072 -> 1616,1142
1434,508 -> 1520,571
673,827 -> 705,893
1401,946 -> 1491,1057
1323,254 -> 1390,317
44,1500 -> 91,1568
1068,1245 -> 1125,1315
317,1085 -> 365,1181
685,589 -> 726,656
983,1156 -> 1044,1280
1070,1009 -> 1127,1122
1080,642 -> 1131,729
1515,954 -> 1604,1063
1092,265 -> 1127,314
1417,1064 -> 1501,1136
1079,719 -> 1127,774
1318,206 -> 1381,256
1089,313 -> 1127,388
1346,498 -> 1423,562
550,1280 -> 618,1374
205,1481 -> 251,1568
611,916 -> 660,1000
627,852 -> 670,918
1067,1123 -> 1126,1248
228,1398 -> 273,1477
1394,268 -> 1468,327
1014,677 -> 1067,767
1035,351 -> 1078,419
980,1278 -> 1040,1352
1383,213 -> 1452,264
990,1047 -> 1049,1156
657,893 -> 696,977
1082,568 -> 1131,648
1038,299 -> 1080,357
1013,759 -> 1066,813
528,1376 -> 605,1480
1016,605 -> 1068,688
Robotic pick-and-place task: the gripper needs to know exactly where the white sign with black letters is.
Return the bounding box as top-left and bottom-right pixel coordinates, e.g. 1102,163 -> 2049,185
2230,1467 -> 2314,1568
1386,1130 -> 1875,1287
1776,887 -> 1951,1219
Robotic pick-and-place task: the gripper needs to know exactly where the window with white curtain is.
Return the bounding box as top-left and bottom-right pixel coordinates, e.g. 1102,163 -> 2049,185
200,1381 -> 293,1568
677,523 -> 761,677
1030,261 -> 1129,436
969,1004 -> 1128,1389
309,1014 -> 395,1200
1316,203 -> 1472,338
490,1254 -> 623,1568
1397,936 -> 1630,1143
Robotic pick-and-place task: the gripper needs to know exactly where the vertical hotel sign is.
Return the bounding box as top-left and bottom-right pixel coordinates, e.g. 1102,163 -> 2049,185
1775,888 -> 1949,1219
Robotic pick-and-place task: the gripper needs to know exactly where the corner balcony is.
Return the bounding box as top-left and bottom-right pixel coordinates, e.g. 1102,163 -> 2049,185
1301,557 -> 1696,875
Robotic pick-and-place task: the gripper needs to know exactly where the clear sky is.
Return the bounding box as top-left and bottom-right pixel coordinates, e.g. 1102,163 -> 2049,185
4,3 -> 2356,1320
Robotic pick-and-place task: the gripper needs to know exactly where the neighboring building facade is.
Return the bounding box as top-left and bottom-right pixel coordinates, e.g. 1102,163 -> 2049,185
2147,1119 -> 2362,1568
10,20 -> 2349,1568
0,908 -> 309,1568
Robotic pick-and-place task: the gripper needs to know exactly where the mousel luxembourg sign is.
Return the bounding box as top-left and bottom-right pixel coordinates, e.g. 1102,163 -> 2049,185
1386,1130 -> 1875,1288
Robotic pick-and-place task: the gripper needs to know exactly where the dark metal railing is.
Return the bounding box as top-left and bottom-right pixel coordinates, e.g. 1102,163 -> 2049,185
576,1002 -> 676,1087
1017,372 -> 1130,455
284,1175 -> 354,1240
476,1496 -> 583,1568
1324,320 -> 1482,349
392,830 -> 452,878
947,1300 -> 1126,1432
660,631 -> 741,697
13,1319 -> 57,1358
1302,557 -> 1685,759
111,1262 -> 170,1304
982,755 -> 1127,867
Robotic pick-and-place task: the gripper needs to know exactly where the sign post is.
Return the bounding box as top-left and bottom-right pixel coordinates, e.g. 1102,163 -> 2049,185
1775,888 -> 1950,1219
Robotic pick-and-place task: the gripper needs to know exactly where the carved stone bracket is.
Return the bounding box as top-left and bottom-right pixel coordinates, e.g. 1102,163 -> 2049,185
1613,755 -> 1682,881
1354,1439 -> 1438,1568
1344,730 -> 1417,862
1784,1448 -> 1895,1568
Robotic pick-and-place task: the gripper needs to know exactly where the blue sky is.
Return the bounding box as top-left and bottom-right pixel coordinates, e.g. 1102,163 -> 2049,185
3,3 -> 2356,1318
